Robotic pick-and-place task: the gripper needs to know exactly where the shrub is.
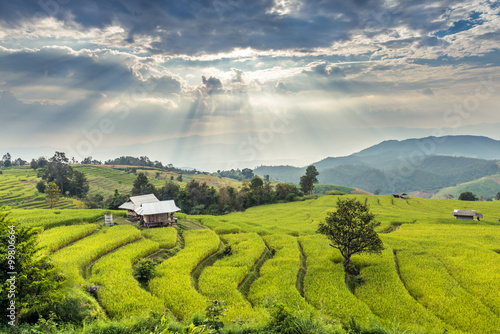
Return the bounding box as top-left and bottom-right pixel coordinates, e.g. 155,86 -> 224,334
36,180 -> 46,193
458,191 -> 478,201
133,258 -> 156,285
223,245 -> 232,256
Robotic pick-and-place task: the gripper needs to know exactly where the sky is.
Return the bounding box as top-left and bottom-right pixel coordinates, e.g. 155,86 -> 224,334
0,0 -> 499,171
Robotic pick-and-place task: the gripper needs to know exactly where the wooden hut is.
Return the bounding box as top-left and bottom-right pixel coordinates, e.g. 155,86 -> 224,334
118,194 -> 159,217
452,209 -> 483,221
135,200 -> 181,228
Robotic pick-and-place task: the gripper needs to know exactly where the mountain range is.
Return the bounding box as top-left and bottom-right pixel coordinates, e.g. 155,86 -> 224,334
254,135 -> 500,196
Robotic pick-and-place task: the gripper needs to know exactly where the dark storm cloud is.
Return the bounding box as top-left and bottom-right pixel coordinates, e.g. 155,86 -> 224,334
1,0 -> 486,55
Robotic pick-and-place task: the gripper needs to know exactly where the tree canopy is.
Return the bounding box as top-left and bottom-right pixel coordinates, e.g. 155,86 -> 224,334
317,198 -> 383,283
131,173 -> 158,197
458,191 -> 478,201
37,152 -> 89,198
300,165 -> 319,195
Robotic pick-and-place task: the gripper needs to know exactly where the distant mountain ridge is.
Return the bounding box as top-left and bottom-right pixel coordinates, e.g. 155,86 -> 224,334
255,135 -> 500,195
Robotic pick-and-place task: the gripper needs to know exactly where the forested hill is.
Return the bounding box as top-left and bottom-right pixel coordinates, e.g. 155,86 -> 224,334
255,135 -> 500,195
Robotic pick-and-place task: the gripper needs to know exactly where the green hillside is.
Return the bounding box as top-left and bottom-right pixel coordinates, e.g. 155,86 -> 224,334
435,174 -> 500,199
0,165 -> 243,208
0,167 -> 82,209
72,165 -> 242,197
7,195 -> 499,333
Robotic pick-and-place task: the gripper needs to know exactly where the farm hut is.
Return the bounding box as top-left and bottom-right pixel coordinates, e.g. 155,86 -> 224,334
452,209 -> 483,221
135,200 -> 181,228
393,193 -> 409,199
118,194 -> 159,217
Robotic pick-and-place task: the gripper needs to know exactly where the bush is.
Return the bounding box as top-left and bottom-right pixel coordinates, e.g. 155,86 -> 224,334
133,259 -> 156,286
36,180 -> 46,193
51,288 -> 106,324
458,192 -> 478,201
223,245 -> 233,256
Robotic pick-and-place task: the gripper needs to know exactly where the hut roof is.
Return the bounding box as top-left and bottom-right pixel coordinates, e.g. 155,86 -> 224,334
135,200 -> 181,216
452,209 -> 483,218
118,194 -> 159,211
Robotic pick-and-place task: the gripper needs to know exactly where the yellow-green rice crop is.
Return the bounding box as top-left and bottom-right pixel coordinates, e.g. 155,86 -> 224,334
52,225 -> 141,286
199,232 -> 267,321
200,195 -> 500,235
149,229 -> 220,320
299,234 -> 377,324
192,216 -> 241,234
141,227 -> 177,249
38,223 -> 97,253
389,240 -> 500,334
91,238 -> 163,319
248,233 -> 312,312
10,209 -> 123,229
354,247 -> 451,333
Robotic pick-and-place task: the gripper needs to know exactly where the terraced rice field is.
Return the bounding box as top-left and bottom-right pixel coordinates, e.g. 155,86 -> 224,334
9,195 -> 500,333
0,167 -> 81,209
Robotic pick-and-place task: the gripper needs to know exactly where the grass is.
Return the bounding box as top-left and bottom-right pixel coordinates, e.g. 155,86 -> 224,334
435,173 -> 500,199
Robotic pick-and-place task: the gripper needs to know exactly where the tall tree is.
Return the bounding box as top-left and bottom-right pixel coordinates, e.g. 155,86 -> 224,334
2,153 -> 12,168
38,152 -> 73,194
69,170 -> 90,198
317,198 -> 383,285
242,168 -> 254,180
36,157 -> 48,169
300,165 -> 319,195
45,182 -> 60,209
30,159 -> 38,170
131,172 -> 158,196
50,151 -> 69,163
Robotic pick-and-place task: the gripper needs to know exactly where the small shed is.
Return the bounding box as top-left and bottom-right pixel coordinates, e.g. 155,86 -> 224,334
135,200 -> 181,228
452,209 -> 483,221
119,194 -> 159,217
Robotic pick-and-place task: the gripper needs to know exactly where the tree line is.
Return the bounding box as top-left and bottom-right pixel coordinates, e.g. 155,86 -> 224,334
105,166 -> 318,215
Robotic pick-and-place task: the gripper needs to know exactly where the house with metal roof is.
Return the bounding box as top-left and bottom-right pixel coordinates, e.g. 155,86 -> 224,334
452,209 -> 483,221
135,200 -> 181,228
118,194 -> 159,216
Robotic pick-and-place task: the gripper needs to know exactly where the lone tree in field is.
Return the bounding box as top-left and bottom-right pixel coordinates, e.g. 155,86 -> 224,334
300,165 -> 319,195
317,198 -> 383,283
45,182 -> 60,209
